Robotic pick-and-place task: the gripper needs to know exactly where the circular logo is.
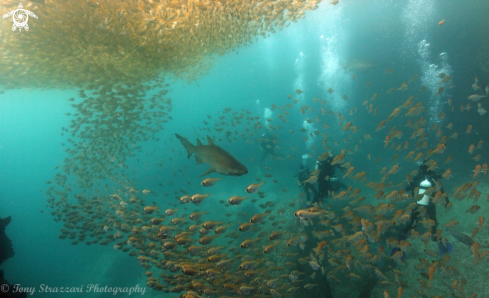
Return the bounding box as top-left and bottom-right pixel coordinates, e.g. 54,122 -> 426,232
3,3 -> 38,32
13,9 -> 28,27
1,284 -> 9,293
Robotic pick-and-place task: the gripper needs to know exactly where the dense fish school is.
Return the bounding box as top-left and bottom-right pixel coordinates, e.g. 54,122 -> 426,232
1,1 -> 489,298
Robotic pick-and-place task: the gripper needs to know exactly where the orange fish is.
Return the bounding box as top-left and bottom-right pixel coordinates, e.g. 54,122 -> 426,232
246,181 -> 266,193
201,177 -> 222,187
479,217 -> 485,230
443,220 -> 458,228
190,193 -> 211,204
473,164 -> 482,179
343,167 -> 356,178
331,154 -> 345,166
470,228 -> 480,240
202,221 -> 224,229
466,205 -> 480,214
240,238 -> 261,248
387,108 -> 401,120
398,241 -> 411,252
412,152 -> 424,162
263,242 -> 280,254
143,206 -> 159,214
378,246 -> 385,259
250,211 -> 270,223
385,165 -> 400,176
431,143 -> 446,154
404,151 -> 415,160
376,121 -> 386,131
441,169 -> 452,179
302,175 -> 319,184
228,196 -> 249,205
472,242 -> 480,264
238,222 -> 254,232
428,265 -> 435,287
438,19 -> 445,25
316,240 -> 328,256
351,172 -> 366,181
397,287 -> 403,298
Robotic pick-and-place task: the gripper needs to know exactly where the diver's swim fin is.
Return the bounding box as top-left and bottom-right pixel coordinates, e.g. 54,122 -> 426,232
446,241 -> 452,253
438,240 -> 452,255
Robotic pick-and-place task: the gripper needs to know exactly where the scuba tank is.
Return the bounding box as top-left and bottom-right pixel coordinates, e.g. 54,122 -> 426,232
416,178 -> 432,206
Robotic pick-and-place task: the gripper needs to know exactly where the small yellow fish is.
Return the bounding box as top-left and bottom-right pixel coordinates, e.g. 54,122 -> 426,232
201,177 -> 222,187
246,181 -> 266,193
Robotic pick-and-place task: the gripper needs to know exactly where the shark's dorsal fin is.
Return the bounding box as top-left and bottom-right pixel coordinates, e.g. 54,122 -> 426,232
200,167 -> 216,177
197,139 -> 203,146
207,136 -> 215,146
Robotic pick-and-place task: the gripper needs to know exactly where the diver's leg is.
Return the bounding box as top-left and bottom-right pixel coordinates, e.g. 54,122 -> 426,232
399,213 -> 418,240
426,201 -> 438,238
310,185 -> 321,204
318,180 -> 328,199
303,186 -> 311,202
311,184 -> 319,196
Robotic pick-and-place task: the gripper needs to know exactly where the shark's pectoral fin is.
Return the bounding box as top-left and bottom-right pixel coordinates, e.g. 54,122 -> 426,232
200,167 -> 216,177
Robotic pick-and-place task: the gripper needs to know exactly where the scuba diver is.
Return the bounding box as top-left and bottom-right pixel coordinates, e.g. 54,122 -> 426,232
297,164 -> 320,204
258,131 -> 275,167
392,164 -> 451,257
315,153 -> 348,201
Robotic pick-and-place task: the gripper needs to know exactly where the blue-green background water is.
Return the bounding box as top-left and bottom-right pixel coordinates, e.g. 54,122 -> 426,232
1,1 -> 489,297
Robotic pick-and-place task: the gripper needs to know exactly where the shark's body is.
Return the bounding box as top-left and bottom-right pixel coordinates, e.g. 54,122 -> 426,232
175,134 -> 248,177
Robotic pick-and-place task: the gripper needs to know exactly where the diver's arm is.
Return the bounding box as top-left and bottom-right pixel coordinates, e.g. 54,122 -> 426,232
335,164 -> 346,174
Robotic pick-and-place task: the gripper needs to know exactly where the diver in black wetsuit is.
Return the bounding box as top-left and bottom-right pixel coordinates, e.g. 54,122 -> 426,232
395,164 -> 451,255
297,164 -> 319,203
258,131 -> 275,167
315,154 -> 348,202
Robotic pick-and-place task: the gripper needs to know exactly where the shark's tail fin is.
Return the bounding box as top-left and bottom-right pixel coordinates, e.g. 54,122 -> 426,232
175,133 -> 195,158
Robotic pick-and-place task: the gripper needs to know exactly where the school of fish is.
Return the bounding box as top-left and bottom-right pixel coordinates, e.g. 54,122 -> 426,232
1,1 -> 489,298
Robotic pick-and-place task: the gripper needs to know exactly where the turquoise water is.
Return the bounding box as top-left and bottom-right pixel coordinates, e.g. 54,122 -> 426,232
1,1 -> 489,297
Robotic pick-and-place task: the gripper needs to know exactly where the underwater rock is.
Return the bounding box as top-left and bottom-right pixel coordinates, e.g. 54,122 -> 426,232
0,215 -> 14,265
0,270 -> 28,298
0,215 -> 27,298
